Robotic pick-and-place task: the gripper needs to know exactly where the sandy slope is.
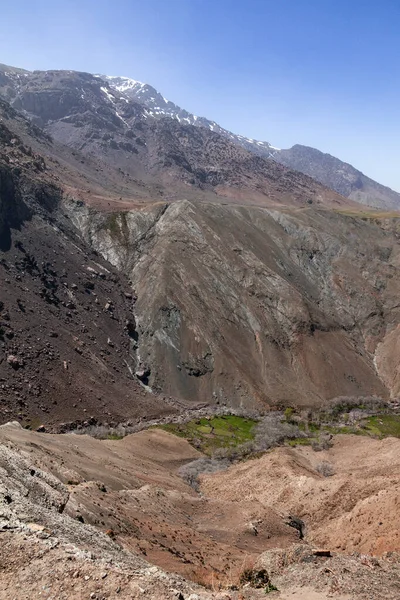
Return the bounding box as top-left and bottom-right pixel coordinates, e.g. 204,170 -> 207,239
201,434 -> 400,555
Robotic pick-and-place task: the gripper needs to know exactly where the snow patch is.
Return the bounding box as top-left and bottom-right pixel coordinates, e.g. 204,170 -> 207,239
115,110 -> 129,127
100,86 -> 116,103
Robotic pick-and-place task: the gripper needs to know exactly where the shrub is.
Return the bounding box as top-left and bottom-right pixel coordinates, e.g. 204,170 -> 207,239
239,568 -> 276,590
316,461 -> 336,477
252,413 -> 304,452
326,396 -> 388,419
312,435 -> 333,452
284,407 -> 295,422
73,423 -> 138,439
178,457 -> 231,491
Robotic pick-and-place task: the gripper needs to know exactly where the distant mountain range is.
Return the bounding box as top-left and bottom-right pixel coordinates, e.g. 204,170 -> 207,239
0,64 -> 346,209
0,62 -> 398,209
100,73 -> 400,210
276,144 -> 400,210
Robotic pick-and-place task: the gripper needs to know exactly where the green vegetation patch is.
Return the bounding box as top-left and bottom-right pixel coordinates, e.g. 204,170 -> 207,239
287,437 -> 315,447
298,421 -> 320,433
105,212 -> 130,246
107,433 -> 124,440
321,424 -> 367,436
159,415 -> 258,455
295,415 -> 400,440
362,415 -> 400,438
106,212 -> 122,235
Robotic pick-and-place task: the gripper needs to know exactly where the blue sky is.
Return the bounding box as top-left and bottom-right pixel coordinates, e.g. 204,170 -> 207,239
2,0 -> 399,190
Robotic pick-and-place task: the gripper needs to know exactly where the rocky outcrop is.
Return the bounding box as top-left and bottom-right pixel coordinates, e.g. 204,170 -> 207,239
70,199 -> 400,408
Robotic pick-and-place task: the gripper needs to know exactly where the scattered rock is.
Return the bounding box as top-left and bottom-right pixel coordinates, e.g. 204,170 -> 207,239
239,568 -> 272,589
313,549 -> 332,557
286,515 -> 306,539
247,520 -> 259,536
7,355 -> 23,369
136,367 -> 150,383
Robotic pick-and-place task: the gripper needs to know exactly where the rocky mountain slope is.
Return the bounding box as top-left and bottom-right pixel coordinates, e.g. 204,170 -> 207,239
1,84 -> 400,420
0,65 -> 347,209
71,198 -> 400,407
275,144 -> 400,210
0,97 -> 175,428
100,72 -> 400,210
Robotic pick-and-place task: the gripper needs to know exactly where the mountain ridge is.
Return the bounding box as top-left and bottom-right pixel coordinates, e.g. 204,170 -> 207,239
100,72 -> 400,209
101,74 -> 278,157
2,62 -> 398,209
0,64 -> 350,211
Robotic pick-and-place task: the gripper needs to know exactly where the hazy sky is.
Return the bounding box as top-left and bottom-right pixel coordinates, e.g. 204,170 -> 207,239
2,0 -> 399,190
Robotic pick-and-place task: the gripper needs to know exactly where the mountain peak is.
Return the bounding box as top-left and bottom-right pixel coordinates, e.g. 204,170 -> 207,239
1,64 -> 399,209
99,74 -> 146,92
98,73 -> 276,160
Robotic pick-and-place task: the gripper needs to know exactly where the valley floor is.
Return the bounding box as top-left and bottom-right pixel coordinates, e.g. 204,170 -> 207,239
0,421 -> 399,599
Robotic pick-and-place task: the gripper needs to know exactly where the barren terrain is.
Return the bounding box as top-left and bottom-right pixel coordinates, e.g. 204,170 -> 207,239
0,422 -> 399,599
1,64 -> 400,600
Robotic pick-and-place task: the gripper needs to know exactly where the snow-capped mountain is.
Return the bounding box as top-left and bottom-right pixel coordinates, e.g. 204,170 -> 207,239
1,63 -> 399,209
102,74 -> 400,209
100,75 -> 278,158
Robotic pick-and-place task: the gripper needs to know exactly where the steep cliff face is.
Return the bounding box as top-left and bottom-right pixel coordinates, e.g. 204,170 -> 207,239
70,199 -> 400,408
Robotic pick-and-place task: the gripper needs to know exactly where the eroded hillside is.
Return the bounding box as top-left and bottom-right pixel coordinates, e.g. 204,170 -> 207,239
69,199 -> 400,408
1,421 -> 399,599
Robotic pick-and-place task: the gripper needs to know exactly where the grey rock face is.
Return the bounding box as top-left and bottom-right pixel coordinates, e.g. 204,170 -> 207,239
274,144 -> 400,210
72,198 -> 400,408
